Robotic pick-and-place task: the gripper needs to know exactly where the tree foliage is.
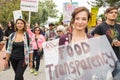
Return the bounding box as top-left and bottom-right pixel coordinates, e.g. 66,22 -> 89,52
31,0 -> 58,26
87,0 -> 120,22
57,14 -> 63,25
0,0 -> 20,26
0,0 -> 58,27
87,0 -> 120,8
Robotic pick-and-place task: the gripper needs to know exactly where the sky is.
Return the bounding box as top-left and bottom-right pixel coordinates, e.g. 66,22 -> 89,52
48,0 -> 104,22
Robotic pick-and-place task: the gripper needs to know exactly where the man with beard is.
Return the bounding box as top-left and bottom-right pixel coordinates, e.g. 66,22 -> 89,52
45,23 -> 57,41
94,6 -> 120,77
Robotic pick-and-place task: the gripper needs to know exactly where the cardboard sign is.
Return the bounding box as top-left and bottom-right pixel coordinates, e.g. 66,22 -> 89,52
13,10 -> 22,22
43,35 -> 117,80
63,2 -> 78,24
20,0 -> 39,12
88,7 -> 99,27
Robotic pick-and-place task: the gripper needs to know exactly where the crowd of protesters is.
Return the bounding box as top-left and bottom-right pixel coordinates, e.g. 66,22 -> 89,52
0,6 -> 120,80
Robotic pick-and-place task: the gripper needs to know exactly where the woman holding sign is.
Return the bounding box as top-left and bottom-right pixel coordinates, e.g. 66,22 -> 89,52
59,7 -> 92,45
58,7 -> 93,80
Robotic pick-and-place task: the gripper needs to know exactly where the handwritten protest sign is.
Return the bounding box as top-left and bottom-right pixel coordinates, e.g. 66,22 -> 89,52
13,10 -> 22,22
43,35 -> 117,80
42,39 -> 59,54
63,2 -> 78,24
20,0 -> 39,12
88,7 -> 99,27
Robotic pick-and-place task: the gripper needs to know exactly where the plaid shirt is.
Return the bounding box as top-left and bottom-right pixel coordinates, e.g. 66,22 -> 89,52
6,32 -> 33,64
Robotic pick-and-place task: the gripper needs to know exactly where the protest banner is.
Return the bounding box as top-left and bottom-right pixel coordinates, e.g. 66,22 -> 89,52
20,0 -> 39,12
42,39 -> 59,55
88,7 -> 99,27
43,35 -> 117,80
13,10 -> 22,22
63,2 -> 78,24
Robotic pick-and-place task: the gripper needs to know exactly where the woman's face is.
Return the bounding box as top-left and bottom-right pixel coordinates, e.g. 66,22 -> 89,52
57,30 -> 63,37
73,11 -> 88,31
16,20 -> 25,31
34,28 -> 40,34
8,22 -> 12,27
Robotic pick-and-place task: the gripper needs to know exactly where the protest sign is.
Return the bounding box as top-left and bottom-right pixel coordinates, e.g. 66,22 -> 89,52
88,7 -> 99,27
20,0 -> 39,12
43,35 -> 117,80
63,2 -> 78,24
42,39 -> 59,55
13,10 -> 22,22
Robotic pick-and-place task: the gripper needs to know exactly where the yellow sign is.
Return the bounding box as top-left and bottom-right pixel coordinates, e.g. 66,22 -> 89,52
88,7 -> 99,27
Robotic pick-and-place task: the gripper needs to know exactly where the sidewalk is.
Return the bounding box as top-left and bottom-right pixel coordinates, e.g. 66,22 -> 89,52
0,59 -> 46,80
0,45 -> 46,80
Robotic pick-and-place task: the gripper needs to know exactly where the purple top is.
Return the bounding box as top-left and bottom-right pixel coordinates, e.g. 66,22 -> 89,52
59,33 -> 93,46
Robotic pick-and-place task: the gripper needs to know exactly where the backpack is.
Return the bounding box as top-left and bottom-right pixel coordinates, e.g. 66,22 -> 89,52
10,32 -> 30,47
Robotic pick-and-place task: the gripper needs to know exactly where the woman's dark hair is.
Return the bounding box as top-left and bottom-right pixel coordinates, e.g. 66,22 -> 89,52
6,21 -> 14,30
70,7 -> 91,28
33,27 -> 43,34
49,23 -> 54,26
15,18 -> 27,31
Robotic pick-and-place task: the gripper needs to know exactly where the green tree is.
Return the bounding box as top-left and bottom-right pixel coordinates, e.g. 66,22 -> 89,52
87,0 -> 120,7
0,0 -> 58,27
57,14 -> 63,25
116,14 -> 120,22
87,0 -> 120,22
31,0 -> 58,26
0,0 -> 20,27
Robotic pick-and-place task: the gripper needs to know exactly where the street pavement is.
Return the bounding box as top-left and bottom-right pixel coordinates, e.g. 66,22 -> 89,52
0,45 -> 46,80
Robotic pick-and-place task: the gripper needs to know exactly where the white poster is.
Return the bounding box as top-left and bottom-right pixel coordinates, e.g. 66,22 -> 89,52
63,2 -> 78,24
20,0 -> 39,12
43,35 -> 118,80
13,10 -> 22,22
42,39 -> 59,55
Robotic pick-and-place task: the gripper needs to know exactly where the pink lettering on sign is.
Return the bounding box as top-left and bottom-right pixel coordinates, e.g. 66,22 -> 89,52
45,41 -> 58,52
46,51 -> 116,80
58,42 -> 90,60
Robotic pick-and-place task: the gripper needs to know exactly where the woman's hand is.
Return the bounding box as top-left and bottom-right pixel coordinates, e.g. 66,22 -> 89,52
112,41 -> 120,47
3,36 -> 8,41
39,47 -> 43,52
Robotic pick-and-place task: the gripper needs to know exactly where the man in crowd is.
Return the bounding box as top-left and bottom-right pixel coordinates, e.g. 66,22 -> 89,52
94,6 -> 120,77
45,23 -> 57,41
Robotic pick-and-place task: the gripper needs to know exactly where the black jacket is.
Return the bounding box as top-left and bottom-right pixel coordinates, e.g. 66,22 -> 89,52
0,28 -> 3,41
